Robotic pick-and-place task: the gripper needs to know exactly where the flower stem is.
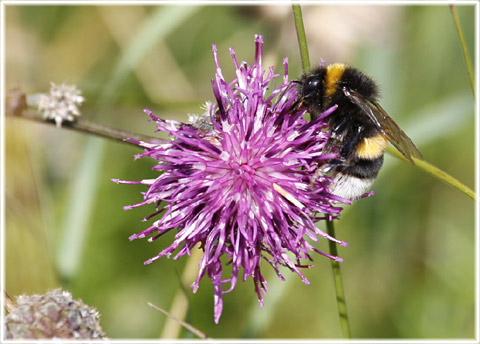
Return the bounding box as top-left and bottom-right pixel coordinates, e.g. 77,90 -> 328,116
386,146 -> 475,200
292,4 -> 311,73
292,5 -> 351,337
449,5 -> 475,98
326,220 -> 351,338
6,98 -> 158,147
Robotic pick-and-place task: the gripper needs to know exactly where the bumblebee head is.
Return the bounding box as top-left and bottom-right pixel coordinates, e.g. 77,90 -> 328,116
297,67 -> 327,112
302,76 -> 321,99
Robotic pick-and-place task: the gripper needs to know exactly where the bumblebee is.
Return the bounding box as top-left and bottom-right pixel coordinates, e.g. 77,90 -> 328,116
298,63 -> 423,199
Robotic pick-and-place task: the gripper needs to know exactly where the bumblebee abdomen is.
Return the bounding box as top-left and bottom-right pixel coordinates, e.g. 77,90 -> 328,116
340,155 -> 384,180
330,155 -> 384,199
329,132 -> 386,198
331,173 -> 377,200
355,134 -> 387,160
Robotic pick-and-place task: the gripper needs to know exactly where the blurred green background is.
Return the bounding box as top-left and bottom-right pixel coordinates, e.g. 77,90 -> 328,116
4,4 -> 475,340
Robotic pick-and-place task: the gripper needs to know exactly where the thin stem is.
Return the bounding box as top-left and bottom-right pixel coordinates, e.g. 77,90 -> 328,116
149,302 -> 210,339
292,5 -> 351,338
386,146 -> 475,200
450,5 -> 475,98
326,220 -> 351,339
160,247 -> 202,339
6,108 -> 158,147
292,4 -> 311,73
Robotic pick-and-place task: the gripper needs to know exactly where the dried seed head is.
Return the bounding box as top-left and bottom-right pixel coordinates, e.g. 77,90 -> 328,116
5,289 -> 105,340
38,83 -> 85,127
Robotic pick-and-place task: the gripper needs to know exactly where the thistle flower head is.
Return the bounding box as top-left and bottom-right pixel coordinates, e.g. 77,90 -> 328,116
114,35 -> 347,323
38,82 -> 84,127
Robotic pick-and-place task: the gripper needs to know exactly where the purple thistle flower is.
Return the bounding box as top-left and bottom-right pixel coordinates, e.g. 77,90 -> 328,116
113,35 -> 348,323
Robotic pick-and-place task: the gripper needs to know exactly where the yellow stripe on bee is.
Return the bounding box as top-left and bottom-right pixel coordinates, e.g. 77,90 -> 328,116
325,63 -> 347,97
356,134 -> 388,160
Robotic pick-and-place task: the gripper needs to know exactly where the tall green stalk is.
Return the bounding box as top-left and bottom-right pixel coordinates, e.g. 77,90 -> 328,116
326,220 -> 351,338
292,4 -> 311,73
292,4 -> 352,339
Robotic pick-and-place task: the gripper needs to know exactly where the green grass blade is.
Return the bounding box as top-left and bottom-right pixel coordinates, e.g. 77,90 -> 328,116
386,146 -> 475,200
56,6 -> 200,281
99,6 -> 200,109
450,5 -> 475,98
56,138 -> 104,279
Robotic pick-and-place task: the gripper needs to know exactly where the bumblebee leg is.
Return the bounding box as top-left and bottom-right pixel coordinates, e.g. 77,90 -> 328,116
330,115 -> 349,137
310,158 -> 343,189
340,125 -> 364,158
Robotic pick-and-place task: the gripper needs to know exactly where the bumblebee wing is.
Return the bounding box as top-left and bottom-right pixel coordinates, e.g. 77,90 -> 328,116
343,87 -> 423,163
